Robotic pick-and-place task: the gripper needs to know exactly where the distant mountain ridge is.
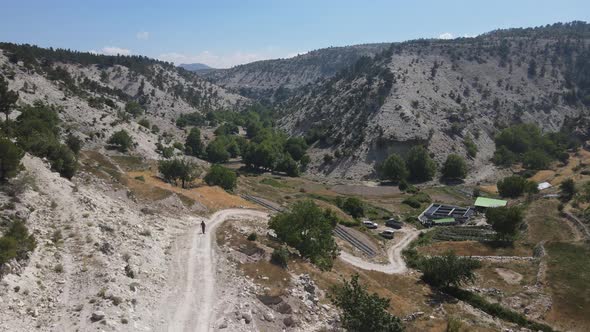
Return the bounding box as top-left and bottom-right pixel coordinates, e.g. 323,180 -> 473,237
179,63 -> 214,72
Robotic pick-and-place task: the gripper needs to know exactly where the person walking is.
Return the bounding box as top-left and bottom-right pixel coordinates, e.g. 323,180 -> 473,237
201,220 -> 206,234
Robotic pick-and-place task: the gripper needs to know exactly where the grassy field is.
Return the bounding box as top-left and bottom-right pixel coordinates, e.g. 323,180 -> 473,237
523,199 -> 574,244
545,242 -> 590,332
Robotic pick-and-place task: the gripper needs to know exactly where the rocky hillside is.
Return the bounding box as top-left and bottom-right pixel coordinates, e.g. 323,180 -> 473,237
276,22 -> 590,180
0,43 -> 246,158
203,43 -> 389,101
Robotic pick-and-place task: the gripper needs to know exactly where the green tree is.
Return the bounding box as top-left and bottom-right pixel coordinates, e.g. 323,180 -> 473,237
406,146 -> 436,182
204,165 -> 237,190
560,178 -> 576,201
337,197 -> 365,219
107,130 -> 133,152
124,101 -> 144,117
497,175 -> 538,198
205,139 -> 230,163
284,137 -> 308,161
0,219 -> 36,264
185,128 -> 204,157
441,154 -> 467,180
523,149 -> 550,169
268,200 -> 339,270
275,154 -> 300,177
0,138 -> 24,182
0,76 -> 19,121
380,153 -> 408,182
65,133 -> 82,155
486,206 -> 523,241
158,158 -> 201,188
420,251 -> 481,288
330,274 -> 404,332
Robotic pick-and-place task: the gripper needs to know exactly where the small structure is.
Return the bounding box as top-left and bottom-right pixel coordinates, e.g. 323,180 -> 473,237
474,197 -> 507,211
432,217 -> 457,226
537,182 -> 552,191
419,203 -> 474,226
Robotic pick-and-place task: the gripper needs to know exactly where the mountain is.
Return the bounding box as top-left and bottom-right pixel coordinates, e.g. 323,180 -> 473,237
274,21 -> 590,180
179,62 -> 214,72
0,43 -> 246,158
203,43 -> 390,101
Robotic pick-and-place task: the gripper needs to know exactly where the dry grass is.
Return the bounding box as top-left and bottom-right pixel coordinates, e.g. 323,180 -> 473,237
545,242 -> 590,332
473,261 -> 538,295
418,241 -> 532,257
523,199 -> 574,244
128,170 -> 256,211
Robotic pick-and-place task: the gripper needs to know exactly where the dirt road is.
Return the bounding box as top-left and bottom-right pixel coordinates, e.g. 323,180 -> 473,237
161,209 -> 268,332
338,228 -> 421,274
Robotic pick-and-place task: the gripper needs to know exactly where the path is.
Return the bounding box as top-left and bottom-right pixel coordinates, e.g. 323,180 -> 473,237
162,209 -> 268,332
338,228 -> 421,274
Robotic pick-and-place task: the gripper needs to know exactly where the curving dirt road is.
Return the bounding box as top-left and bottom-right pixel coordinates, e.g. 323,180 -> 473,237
161,209 -> 268,332
160,209 -> 420,332
338,228 -> 421,274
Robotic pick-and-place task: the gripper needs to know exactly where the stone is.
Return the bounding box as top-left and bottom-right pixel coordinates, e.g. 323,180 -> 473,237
90,311 -> 105,322
242,312 -> 252,324
263,311 -> 275,322
283,316 -> 296,327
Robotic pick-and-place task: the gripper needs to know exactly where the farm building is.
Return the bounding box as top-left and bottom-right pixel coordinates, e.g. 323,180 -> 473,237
474,197 -> 507,211
419,203 -> 475,226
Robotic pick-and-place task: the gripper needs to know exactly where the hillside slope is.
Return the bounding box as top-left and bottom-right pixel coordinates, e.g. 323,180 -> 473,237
277,22 -> 590,180
203,43 -> 389,100
0,44 -> 246,158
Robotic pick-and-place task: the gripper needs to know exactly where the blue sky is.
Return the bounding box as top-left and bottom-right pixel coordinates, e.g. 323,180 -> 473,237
0,0 -> 588,68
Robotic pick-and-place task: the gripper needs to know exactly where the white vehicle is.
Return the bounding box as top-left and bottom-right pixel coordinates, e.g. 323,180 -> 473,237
362,220 -> 378,229
380,229 -> 395,239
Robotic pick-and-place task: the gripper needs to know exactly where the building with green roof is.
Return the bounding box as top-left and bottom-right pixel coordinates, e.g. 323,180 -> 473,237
474,197 -> 507,208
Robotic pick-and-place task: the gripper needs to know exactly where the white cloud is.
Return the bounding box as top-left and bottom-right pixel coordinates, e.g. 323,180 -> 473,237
136,31 -> 149,40
92,46 -> 132,56
438,32 -> 454,40
158,49 -> 305,69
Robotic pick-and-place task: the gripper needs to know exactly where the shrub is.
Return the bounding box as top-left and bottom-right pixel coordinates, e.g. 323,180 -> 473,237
107,130 -> 133,152
0,219 -> 36,265
65,133 -> 82,155
330,274 -> 403,332
420,251 -> 481,288
337,197 -> 365,219
204,165 -> 237,190
486,206 -> 523,240
497,175 -> 538,198
205,138 -> 230,163
270,247 -> 289,268
402,197 -> 421,208
124,101 -> 143,117
247,233 -> 257,241
560,178 -> 576,201
159,158 -> 201,188
138,118 -> 150,128
269,200 -> 338,270
0,138 -> 24,182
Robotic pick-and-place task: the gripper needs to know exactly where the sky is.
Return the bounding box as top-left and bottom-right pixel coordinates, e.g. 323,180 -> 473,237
0,0 -> 588,68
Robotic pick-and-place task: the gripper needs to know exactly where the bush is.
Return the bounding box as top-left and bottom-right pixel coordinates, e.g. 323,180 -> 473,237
486,206 -> 523,240
269,200 -> 338,270
65,133 -> 82,155
107,130 -> 133,152
398,179 -> 409,191
0,138 -> 24,182
185,127 -> 203,157
205,138 -> 230,163
420,251 -> 481,288
0,219 -> 36,265
560,178 -> 576,201
497,175 -> 538,198
337,197 -> 365,219
124,101 -> 143,117
204,165 -> 237,190
441,154 -> 467,180
138,118 -> 150,128
402,197 -> 421,208
523,149 -> 551,170
330,274 -> 403,332
270,247 -> 289,268
247,233 -> 257,241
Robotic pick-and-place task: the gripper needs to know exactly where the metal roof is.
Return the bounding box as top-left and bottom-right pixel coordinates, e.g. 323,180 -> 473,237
474,197 -> 507,208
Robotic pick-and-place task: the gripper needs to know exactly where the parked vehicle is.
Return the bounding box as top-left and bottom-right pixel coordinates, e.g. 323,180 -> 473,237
362,220 -> 378,229
380,229 -> 395,239
385,218 -> 403,229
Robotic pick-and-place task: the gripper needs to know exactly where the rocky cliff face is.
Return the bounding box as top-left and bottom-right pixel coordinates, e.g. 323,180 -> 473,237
203,43 -> 389,101
276,22 -> 590,180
